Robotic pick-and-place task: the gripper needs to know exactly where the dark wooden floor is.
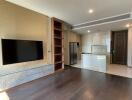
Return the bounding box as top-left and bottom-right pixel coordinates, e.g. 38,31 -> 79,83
4,67 -> 132,100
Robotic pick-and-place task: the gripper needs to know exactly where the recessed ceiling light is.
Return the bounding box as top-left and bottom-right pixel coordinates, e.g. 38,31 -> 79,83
126,24 -> 130,28
87,30 -> 91,33
88,9 -> 94,14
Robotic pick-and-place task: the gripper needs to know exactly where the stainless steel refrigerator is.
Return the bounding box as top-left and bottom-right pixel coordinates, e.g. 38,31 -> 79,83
69,42 -> 78,65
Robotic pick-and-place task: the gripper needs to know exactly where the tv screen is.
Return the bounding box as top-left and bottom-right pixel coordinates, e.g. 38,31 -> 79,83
2,39 -> 43,65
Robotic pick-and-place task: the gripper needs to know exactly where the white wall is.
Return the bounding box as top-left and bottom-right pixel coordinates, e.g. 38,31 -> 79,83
82,31 -> 111,63
82,31 -> 111,53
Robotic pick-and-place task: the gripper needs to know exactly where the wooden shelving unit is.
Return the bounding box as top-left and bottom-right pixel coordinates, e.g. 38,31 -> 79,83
52,18 -> 64,71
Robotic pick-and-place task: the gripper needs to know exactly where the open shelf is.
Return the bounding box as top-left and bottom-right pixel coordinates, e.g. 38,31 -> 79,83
54,39 -> 62,46
55,63 -> 62,71
54,20 -> 62,29
52,18 -> 64,71
54,55 -> 62,62
55,45 -> 62,47
54,28 -> 62,31
54,53 -> 62,56
54,36 -> 62,39
55,47 -> 62,54
55,61 -> 62,64
54,30 -> 62,38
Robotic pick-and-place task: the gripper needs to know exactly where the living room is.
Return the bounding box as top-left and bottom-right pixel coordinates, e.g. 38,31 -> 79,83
0,0 -> 132,100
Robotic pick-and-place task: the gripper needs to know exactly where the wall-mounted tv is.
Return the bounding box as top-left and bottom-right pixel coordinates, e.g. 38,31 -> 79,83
2,39 -> 43,65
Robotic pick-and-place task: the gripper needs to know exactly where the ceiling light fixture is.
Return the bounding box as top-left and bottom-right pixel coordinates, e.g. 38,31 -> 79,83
126,24 -> 130,28
87,30 -> 91,33
88,9 -> 94,14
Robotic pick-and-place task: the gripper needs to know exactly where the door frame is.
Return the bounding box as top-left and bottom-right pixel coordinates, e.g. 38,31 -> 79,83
111,30 -> 128,65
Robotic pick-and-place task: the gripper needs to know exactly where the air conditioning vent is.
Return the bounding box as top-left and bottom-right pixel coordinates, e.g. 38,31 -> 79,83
73,13 -> 132,29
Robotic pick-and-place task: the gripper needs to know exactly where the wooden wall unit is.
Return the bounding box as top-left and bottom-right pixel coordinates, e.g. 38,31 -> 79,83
64,30 -> 81,65
0,1 -> 54,90
52,18 -> 64,71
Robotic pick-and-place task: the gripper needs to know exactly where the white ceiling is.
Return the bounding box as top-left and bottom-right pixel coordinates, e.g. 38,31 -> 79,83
6,0 -> 132,34
74,19 -> 132,34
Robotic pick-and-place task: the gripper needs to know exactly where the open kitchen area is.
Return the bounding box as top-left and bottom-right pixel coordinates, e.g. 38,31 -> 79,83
71,31 -> 132,78
72,31 -> 110,72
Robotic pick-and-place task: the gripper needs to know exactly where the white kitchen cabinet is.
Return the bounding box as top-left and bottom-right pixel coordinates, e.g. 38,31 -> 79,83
82,54 -> 107,72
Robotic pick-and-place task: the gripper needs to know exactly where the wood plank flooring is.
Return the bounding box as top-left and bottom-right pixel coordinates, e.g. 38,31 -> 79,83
3,67 -> 132,100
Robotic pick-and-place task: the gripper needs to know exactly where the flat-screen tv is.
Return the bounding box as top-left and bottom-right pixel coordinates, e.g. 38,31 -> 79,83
2,39 -> 43,65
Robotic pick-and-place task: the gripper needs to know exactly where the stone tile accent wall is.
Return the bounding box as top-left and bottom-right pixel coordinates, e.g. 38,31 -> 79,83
0,64 -> 54,91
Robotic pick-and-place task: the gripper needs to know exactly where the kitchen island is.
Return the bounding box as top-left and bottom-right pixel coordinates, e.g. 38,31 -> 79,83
81,53 -> 107,72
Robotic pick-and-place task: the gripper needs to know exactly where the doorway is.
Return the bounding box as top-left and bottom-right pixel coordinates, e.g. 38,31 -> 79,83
111,30 -> 128,65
